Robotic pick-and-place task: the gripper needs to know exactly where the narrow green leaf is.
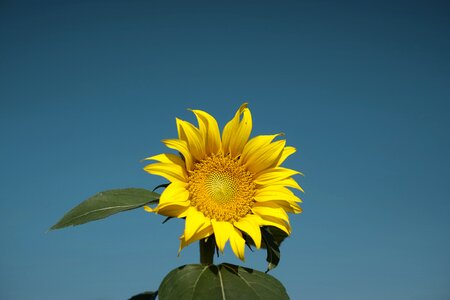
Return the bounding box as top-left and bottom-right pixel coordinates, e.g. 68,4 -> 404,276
158,263 -> 289,300
50,188 -> 159,230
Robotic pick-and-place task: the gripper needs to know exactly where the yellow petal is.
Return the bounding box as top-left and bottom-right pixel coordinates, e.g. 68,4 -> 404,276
185,217 -> 212,245
255,186 -> 302,203
211,220 -> 233,252
252,204 -> 289,223
277,146 -> 296,166
155,202 -> 190,217
244,140 -> 286,174
159,182 -> 189,205
184,207 -> 208,241
222,103 -> 252,157
259,216 -> 291,235
191,109 -> 222,154
261,200 -> 303,214
240,134 -> 280,164
144,162 -> 187,183
254,167 -> 300,185
229,227 -> 246,261
269,177 -> 304,192
143,205 -> 154,213
176,118 -> 188,142
288,202 -> 303,214
162,139 -> 193,170
234,215 -> 262,249
143,153 -> 185,166
176,118 -> 205,161
179,224 -> 214,253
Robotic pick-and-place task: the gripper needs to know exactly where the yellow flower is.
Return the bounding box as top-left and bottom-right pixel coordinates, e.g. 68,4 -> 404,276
144,103 -> 303,261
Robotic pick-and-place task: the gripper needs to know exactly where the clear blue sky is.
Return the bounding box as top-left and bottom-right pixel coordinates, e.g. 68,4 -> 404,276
1,0 -> 449,299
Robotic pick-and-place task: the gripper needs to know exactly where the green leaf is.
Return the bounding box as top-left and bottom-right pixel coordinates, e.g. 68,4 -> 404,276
158,264 -> 289,300
243,226 -> 288,271
129,291 -> 158,300
50,188 -> 159,230
265,226 -> 289,247
245,226 -> 288,249
261,226 -> 286,271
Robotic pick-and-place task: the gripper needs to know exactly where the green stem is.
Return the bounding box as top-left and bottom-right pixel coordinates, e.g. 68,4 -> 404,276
199,236 -> 215,265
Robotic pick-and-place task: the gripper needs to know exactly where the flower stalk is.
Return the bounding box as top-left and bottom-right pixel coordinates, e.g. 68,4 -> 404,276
199,236 -> 215,265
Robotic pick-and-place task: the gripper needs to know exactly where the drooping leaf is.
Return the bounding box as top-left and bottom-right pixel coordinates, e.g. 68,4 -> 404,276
265,226 -> 289,246
242,226 -> 288,271
244,226 -> 288,250
129,291 -> 158,300
261,226 -> 283,272
158,264 -> 289,300
50,188 -> 159,230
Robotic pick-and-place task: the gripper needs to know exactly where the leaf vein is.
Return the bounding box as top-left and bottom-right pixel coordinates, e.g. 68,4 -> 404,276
223,265 -> 259,297
64,204 -> 142,223
218,267 -> 226,300
191,265 -> 209,299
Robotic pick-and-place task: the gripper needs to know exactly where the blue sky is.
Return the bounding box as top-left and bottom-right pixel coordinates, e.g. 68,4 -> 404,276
1,0 -> 449,299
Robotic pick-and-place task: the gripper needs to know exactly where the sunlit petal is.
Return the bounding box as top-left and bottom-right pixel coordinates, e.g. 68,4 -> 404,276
144,162 -> 187,183
211,220 -> 233,252
234,214 -> 262,249
254,167 -> 300,185
179,224 -> 214,253
229,227 -> 246,261
277,146 -> 296,166
184,207 -> 208,241
268,177 -> 304,192
240,134 -> 280,164
162,139 -> 193,171
222,103 -> 252,157
255,186 -> 302,203
252,204 -> 289,223
176,118 -> 206,161
244,140 -> 286,174
159,182 -> 189,205
191,109 -> 222,154
156,203 -> 190,217
143,153 -> 185,165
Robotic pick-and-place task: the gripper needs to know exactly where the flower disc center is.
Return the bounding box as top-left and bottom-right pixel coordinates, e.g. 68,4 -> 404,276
205,172 -> 238,204
188,154 -> 256,222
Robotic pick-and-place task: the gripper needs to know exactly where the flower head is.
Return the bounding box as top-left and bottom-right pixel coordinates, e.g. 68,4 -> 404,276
144,103 -> 303,260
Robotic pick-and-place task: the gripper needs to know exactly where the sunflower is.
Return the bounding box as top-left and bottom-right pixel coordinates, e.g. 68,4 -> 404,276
144,103 -> 303,261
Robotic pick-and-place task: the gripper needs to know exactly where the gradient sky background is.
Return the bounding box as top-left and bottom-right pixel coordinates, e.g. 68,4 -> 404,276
1,0 -> 449,299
